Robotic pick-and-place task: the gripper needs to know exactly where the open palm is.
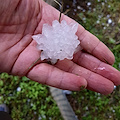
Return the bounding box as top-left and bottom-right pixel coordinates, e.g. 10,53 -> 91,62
0,0 -> 120,95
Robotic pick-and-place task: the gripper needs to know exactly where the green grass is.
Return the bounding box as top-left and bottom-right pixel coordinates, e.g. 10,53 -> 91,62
0,74 -> 63,120
0,0 -> 120,120
66,0 -> 120,119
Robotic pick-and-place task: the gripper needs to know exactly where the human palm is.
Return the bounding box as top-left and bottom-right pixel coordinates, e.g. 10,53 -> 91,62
0,0 -> 120,95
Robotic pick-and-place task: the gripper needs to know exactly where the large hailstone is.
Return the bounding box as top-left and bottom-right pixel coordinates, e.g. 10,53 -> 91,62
32,20 -> 80,64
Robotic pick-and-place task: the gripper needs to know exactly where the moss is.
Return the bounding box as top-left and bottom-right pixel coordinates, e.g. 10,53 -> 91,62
0,0 -> 120,120
0,73 -> 63,120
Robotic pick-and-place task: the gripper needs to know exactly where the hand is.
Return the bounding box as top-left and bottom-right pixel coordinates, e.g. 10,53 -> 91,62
0,0 -> 120,95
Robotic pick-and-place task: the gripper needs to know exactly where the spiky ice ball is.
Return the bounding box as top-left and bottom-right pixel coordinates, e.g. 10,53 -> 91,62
32,20 -> 80,64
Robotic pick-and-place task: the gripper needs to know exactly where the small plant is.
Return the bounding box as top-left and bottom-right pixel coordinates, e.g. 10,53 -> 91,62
0,73 -> 63,120
0,0 -> 120,120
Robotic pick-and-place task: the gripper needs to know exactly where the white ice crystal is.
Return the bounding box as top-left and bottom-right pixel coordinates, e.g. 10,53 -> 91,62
32,20 -> 80,64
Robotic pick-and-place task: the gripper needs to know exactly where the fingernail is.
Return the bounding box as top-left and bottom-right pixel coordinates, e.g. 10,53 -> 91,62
80,86 -> 86,91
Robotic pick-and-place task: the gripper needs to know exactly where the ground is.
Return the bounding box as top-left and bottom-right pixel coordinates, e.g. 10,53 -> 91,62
0,0 -> 120,120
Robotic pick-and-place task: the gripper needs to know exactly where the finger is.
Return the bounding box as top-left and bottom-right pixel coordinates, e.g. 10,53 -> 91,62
55,60 -> 114,95
27,63 -> 87,91
76,30 -> 115,65
73,51 -> 120,86
41,2 -> 115,65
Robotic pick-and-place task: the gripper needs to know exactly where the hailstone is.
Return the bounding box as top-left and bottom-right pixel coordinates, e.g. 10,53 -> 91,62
32,20 -> 80,64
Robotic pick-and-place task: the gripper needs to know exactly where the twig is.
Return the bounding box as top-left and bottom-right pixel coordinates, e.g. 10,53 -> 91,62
54,0 -> 64,22
54,0 -> 62,7
115,40 -> 120,45
28,58 -> 41,70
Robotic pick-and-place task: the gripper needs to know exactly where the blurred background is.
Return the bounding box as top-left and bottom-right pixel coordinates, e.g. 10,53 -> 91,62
0,0 -> 120,120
